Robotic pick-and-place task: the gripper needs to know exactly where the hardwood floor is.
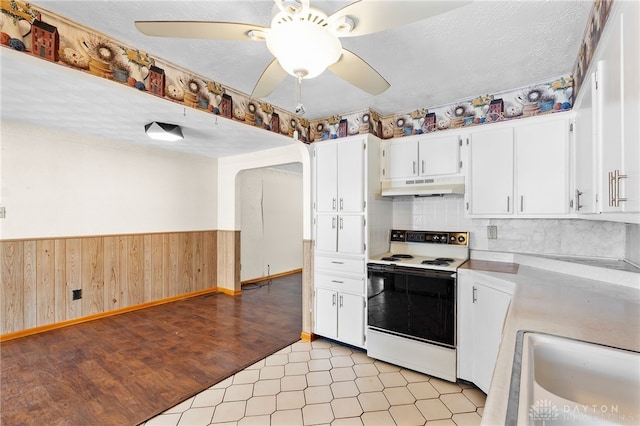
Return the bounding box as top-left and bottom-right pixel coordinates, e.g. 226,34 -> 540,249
0,274 -> 302,426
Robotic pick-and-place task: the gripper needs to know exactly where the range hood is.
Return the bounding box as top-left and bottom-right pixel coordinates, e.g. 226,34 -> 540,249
381,175 -> 465,197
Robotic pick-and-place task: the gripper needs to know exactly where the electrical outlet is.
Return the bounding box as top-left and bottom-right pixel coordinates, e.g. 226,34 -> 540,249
72,289 -> 82,300
487,225 -> 498,239
0,206 -> 5,219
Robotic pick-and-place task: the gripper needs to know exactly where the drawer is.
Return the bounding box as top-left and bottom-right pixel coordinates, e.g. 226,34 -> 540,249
315,256 -> 365,275
315,274 -> 365,294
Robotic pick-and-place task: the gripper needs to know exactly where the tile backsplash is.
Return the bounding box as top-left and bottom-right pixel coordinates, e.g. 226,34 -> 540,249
392,195 -> 637,263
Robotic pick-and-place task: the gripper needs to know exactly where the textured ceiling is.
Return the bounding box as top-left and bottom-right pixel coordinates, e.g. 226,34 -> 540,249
1,0 -> 592,158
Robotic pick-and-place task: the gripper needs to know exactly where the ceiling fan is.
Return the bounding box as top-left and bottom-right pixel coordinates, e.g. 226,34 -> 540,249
135,0 -> 471,101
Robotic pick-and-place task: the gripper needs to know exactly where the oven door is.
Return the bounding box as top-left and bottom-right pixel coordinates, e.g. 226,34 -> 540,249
367,263 -> 456,348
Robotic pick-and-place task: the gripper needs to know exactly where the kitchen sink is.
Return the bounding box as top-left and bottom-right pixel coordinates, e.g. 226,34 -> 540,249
507,331 -> 640,425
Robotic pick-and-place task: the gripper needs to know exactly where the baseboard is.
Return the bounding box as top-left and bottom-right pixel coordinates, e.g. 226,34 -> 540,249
0,287 -> 219,342
241,268 -> 303,285
300,331 -> 316,342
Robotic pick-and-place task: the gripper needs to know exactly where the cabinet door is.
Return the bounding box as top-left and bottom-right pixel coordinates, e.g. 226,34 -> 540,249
337,215 -> 364,255
315,288 -> 338,339
468,127 -> 514,215
515,119 -> 569,214
418,134 -> 460,176
574,73 -> 598,214
337,138 -> 365,213
472,284 -> 512,394
315,142 -> 338,213
316,215 -> 337,253
337,292 -> 365,347
388,138 -> 418,179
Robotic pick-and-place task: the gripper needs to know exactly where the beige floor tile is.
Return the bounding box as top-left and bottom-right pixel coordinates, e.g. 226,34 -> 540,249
462,388 -> 487,408
302,403 -> 335,425
285,361 -> 310,376
400,368 -> 431,383
361,411 -> 395,426
223,383 -> 253,402
427,419 -> 457,425
232,369 -> 260,384
271,408 -> 303,425
355,376 -> 384,393
378,371 -> 408,387
308,358 -> 333,371
246,359 -> 266,370
163,397 -> 194,414
357,392 -> 390,412
415,398 -> 452,421
330,356 -> 355,368
238,414 -> 271,425
352,363 -> 379,377
477,406 -> 484,417
211,377 -> 234,389
191,388 -> 225,408
331,416 -> 363,426
281,374 -> 308,391
276,345 -> 293,355
259,365 -> 285,380
144,413 -> 182,426
408,381 -> 441,400
451,411 -> 482,425
311,340 -> 333,349
374,360 -> 401,373
383,387 -> 416,405
291,341 -> 313,352
307,371 -> 333,386
330,381 -> 360,398
330,367 -> 357,382
277,390 -> 306,410
331,397 -> 363,418
310,348 -> 333,359
265,353 -> 290,366
389,404 -> 426,425
211,401 -> 247,423
329,346 -> 353,356
253,379 -> 281,396
350,352 -> 375,365
178,407 -> 214,425
440,393 -> 476,414
245,395 -> 276,416
288,351 -> 312,363
429,378 -> 462,394
304,385 -> 334,404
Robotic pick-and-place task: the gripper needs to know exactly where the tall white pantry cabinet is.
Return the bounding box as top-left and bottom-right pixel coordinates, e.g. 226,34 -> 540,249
312,134 -> 391,349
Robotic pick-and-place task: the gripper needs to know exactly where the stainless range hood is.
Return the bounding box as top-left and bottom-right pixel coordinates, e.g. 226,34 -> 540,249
381,175 -> 465,197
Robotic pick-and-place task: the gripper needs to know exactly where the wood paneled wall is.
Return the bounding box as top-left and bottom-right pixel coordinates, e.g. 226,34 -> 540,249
0,231 -> 217,335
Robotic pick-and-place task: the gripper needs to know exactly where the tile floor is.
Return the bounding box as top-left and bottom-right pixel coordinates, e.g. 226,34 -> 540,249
142,339 -> 485,426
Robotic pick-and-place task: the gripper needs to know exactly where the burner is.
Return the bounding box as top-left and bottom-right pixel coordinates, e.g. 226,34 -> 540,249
435,257 -> 454,262
391,254 -> 414,259
381,256 -> 400,261
421,259 -> 451,266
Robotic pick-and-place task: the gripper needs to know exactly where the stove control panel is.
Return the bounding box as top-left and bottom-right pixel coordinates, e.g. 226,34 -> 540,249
390,230 -> 468,246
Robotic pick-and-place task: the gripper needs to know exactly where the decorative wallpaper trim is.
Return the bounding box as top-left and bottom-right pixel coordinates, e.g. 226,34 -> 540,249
1,0 -> 601,145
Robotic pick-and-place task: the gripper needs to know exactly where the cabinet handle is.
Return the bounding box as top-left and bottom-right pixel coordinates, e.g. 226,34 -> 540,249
339,217 -> 343,230
331,280 -> 344,284
608,171 -> 615,207
575,189 -> 583,211
339,295 -> 343,308
613,169 -> 627,207
421,160 -> 425,174
331,217 -> 336,229
332,198 -> 337,210
330,261 -> 344,264
412,161 -> 416,175
506,196 -> 510,213
339,198 -> 344,210
472,286 -> 477,303
520,195 -> 524,212
332,294 -> 336,306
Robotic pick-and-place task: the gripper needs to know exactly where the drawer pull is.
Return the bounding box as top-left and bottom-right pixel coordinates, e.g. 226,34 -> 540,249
331,280 -> 344,284
330,261 -> 344,264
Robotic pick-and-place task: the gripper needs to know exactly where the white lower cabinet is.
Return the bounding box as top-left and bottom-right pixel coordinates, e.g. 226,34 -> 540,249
457,270 -> 514,393
314,287 -> 365,348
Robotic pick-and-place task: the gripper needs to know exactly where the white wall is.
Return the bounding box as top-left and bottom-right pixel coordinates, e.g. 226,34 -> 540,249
240,167 -> 303,281
0,121 -> 218,239
392,195 -> 638,262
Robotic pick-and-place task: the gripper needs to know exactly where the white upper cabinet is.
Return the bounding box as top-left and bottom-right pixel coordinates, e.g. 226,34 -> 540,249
573,73 -> 598,214
467,115 -> 571,217
385,133 -> 462,180
315,137 -> 365,214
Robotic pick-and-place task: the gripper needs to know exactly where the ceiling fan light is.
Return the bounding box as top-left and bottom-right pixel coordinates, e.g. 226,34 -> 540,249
144,122 -> 183,141
266,19 -> 342,79
333,16 -> 356,34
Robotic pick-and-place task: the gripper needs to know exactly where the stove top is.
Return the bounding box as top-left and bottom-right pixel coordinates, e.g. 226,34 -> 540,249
369,229 -> 469,272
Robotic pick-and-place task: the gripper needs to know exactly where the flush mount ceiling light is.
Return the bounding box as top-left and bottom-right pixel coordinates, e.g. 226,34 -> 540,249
144,121 -> 183,141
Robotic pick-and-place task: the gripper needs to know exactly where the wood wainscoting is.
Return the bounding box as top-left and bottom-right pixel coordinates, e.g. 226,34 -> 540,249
0,231 -> 218,336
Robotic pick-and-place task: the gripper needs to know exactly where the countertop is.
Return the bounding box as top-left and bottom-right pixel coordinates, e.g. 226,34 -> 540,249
463,254 -> 640,425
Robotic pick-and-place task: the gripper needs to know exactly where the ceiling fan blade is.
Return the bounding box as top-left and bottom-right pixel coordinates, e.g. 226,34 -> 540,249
134,21 -> 268,40
328,0 -> 472,37
328,49 -> 390,96
252,59 -> 289,98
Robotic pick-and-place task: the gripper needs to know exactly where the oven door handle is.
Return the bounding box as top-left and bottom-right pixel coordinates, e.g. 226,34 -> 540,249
368,263 -> 456,279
